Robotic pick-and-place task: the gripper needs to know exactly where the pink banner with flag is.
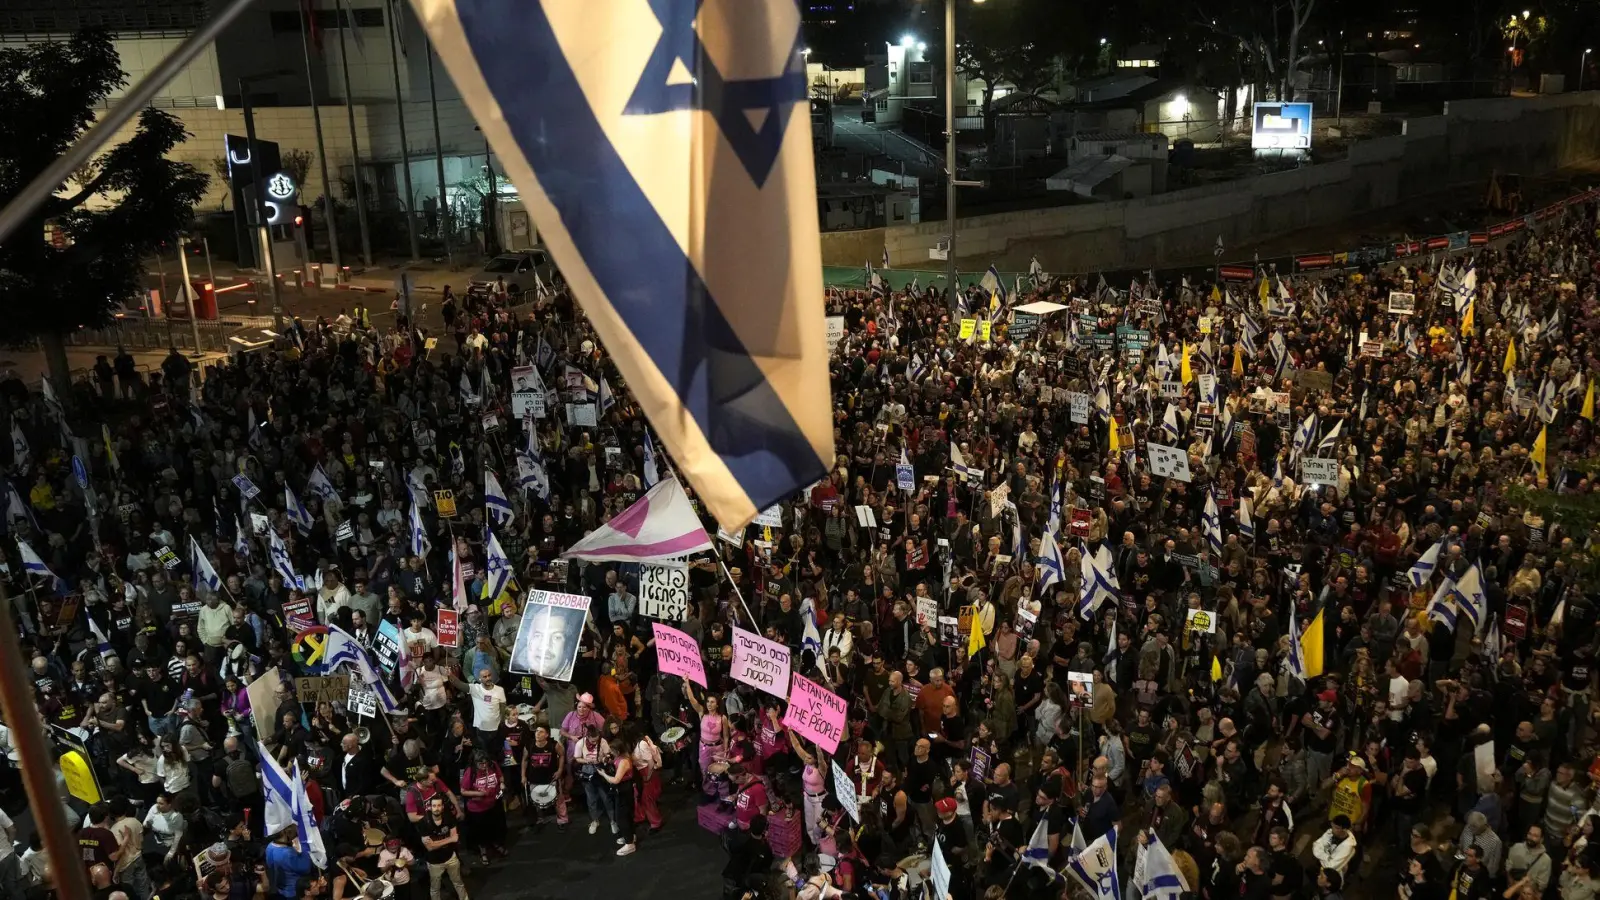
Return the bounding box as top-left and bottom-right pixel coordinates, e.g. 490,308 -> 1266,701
651,622 -> 706,687
782,673 -> 848,754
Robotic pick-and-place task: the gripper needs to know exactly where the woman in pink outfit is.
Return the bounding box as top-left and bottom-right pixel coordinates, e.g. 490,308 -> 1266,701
684,681 -> 730,781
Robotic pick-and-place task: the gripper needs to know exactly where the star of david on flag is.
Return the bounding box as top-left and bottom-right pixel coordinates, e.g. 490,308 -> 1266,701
410,0 -> 833,532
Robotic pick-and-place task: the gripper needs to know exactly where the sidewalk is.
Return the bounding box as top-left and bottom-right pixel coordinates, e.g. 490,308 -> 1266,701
211,256 -> 485,294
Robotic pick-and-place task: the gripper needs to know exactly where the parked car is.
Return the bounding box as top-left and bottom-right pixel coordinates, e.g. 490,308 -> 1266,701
465,249 -> 558,299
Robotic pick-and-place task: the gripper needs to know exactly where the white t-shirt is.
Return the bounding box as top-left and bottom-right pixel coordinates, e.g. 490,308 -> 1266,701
469,683 -> 506,731
417,668 -> 449,710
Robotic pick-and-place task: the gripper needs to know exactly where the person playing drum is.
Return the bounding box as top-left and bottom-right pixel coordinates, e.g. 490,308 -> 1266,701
523,724 -> 566,830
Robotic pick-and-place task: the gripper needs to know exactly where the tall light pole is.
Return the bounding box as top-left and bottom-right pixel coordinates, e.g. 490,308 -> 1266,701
335,0 -> 373,267
933,0 -> 986,312
1582,48 -> 1593,91
386,0 -> 421,262
298,0 -> 341,278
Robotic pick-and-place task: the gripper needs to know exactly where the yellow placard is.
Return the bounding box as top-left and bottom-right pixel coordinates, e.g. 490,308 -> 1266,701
60,750 -> 101,804
434,489 -> 458,519
979,321 -> 992,343
958,318 -> 976,339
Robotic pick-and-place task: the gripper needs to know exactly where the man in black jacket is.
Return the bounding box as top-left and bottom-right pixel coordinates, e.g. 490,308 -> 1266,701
722,815 -> 771,900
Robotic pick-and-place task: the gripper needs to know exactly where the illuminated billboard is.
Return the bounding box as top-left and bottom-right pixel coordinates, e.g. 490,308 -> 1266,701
1251,102 -> 1313,150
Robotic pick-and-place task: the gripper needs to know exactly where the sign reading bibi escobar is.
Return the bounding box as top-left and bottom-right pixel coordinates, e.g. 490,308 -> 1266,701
638,563 -> 689,620
509,590 -> 589,681
731,627 -> 791,698
782,673 -> 848,753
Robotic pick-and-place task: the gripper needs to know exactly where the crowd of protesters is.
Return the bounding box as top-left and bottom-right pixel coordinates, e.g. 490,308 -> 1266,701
3,195 -> 1600,900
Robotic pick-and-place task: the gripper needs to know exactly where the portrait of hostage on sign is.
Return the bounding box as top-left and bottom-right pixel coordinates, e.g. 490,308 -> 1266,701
509,601 -> 587,681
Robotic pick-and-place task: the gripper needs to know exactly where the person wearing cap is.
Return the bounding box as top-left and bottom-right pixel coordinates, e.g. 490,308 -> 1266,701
1302,688 -> 1341,796
1313,814 -> 1358,876
981,792 -> 1023,889
1328,756 -> 1372,832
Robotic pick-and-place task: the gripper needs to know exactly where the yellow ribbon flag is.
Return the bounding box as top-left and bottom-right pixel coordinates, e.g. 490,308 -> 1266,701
1531,425 -> 1548,480
1232,345 -> 1245,377
1503,338 -> 1517,375
1258,276 -> 1270,303
1210,655 -> 1222,682
1180,343 -> 1194,385
1460,301 -> 1475,336
1582,380 -> 1595,421
1108,416 -> 1121,453
1300,607 -> 1326,678
1210,284 -> 1221,304
968,613 -> 987,658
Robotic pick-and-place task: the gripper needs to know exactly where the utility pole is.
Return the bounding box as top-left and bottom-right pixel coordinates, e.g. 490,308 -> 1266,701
334,0 -> 372,267
387,1 -> 421,262
298,0 -> 342,279
426,38 -> 452,263
944,0 -> 959,311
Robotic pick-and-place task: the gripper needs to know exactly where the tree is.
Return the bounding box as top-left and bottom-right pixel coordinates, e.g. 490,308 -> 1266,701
954,0 -> 1079,142
0,29 -> 208,388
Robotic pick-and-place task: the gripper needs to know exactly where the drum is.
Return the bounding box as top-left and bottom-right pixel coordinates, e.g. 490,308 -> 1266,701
817,854 -> 837,874
706,761 -> 729,776
369,879 -> 395,900
528,784 -> 559,811
362,827 -> 386,848
660,726 -> 688,753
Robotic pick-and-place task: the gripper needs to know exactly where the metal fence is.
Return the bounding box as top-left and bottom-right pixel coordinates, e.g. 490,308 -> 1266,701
65,313 -> 277,354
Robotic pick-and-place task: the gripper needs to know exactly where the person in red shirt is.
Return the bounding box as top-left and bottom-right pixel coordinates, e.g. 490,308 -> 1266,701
729,765 -> 768,830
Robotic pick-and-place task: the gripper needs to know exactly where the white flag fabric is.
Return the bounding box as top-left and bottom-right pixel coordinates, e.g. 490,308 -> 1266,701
9,425 -> 28,471
1067,825 -> 1120,900
1408,541 -> 1441,588
190,535 -> 222,594
409,499 -> 431,557
1202,491 -> 1223,556
1036,530 -> 1065,595
284,485 -> 314,536
483,525 -> 514,602
642,432 -> 662,487
1078,547 -> 1119,620
266,528 -> 302,591
484,467 -> 515,527
1133,833 -> 1189,900
306,464 -> 341,504
562,477 -> 711,562
324,625 -> 401,713
411,0 -> 833,532
257,743 -> 328,868
17,539 -> 58,584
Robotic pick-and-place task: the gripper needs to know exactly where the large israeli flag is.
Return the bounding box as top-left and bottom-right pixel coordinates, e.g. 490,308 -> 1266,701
411,0 -> 833,532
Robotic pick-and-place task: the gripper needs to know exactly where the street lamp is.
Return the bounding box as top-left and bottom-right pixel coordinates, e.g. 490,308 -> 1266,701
923,0 -> 993,311
900,34 -> 917,48
1583,48 -> 1593,90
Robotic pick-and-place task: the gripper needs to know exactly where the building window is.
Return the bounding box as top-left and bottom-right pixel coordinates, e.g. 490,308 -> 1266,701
268,6 -> 381,33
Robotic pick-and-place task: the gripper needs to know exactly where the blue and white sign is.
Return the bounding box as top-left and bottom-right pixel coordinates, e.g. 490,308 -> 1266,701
895,449 -> 914,492
1252,102 -> 1313,150
232,474 -> 261,500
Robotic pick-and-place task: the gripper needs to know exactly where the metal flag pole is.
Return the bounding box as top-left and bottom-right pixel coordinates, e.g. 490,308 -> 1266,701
298,0 -> 343,277
0,582 -> 93,900
0,0 -> 260,249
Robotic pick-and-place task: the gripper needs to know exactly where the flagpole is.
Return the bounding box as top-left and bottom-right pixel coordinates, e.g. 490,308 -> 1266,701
0,583 -> 94,900
298,0 -> 342,275
713,554 -> 759,631
0,0 -> 260,248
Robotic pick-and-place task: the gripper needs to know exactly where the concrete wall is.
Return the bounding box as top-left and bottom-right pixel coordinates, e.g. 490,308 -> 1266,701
868,92 -> 1600,272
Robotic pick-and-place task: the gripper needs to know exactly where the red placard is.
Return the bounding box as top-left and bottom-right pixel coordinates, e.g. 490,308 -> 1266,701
436,608 -> 460,648
283,597 -> 316,633
1070,508 -> 1092,538
1503,604 -> 1528,642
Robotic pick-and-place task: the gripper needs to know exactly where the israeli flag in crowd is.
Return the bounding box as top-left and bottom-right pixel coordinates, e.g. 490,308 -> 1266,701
642,432 -> 662,487
408,499 -> 432,558
284,485 -> 314,536
1285,602 -> 1306,681
802,614 -> 823,660
306,464 -> 340,504
324,625 -> 401,713
1408,541 -> 1440,588
979,265 -> 1006,305
1036,530 -> 1065,595
234,516 -> 252,560
516,452 -> 551,502
1133,833 -> 1188,900
1067,824 -> 1119,900
1202,491 -> 1222,556
1238,496 -> 1254,540
190,535 -> 222,594
87,615 -> 116,662
17,539 -> 58,584
411,0 -> 833,533
1290,412 -> 1317,461
1317,418 -> 1342,455
1023,816 -> 1054,873
1452,564 -> 1489,631
266,528 -> 302,591
484,466 -> 515,527
258,742 -> 329,868
9,424 -> 28,472
1078,545 -> 1119,620
1427,577 -> 1459,628
483,525 -> 513,601
1046,477 -> 1063,537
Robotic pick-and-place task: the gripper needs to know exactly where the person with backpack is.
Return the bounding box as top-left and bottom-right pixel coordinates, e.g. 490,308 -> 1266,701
216,736 -> 261,827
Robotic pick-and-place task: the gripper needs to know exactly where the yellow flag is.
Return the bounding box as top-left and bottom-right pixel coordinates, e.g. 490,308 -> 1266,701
1531,425 -> 1548,479
1301,608 -> 1326,678
1209,655 -> 1222,682
1108,416 -> 1121,453
968,614 -> 987,658
1460,301 -> 1475,336
1210,284 -> 1221,304
1503,338 -> 1517,375
1232,345 -> 1244,377
1582,380 -> 1595,421
1180,343 -> 1194,385
1258,276 -> 1270,303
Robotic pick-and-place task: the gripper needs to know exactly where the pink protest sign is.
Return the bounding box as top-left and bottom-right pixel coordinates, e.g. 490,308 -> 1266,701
651,622 -> 706,688
782,673 -> 848,754
731,627 -> 791,699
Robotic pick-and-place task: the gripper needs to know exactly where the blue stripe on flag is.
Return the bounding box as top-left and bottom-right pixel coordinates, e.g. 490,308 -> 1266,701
452,0 -> 827,511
